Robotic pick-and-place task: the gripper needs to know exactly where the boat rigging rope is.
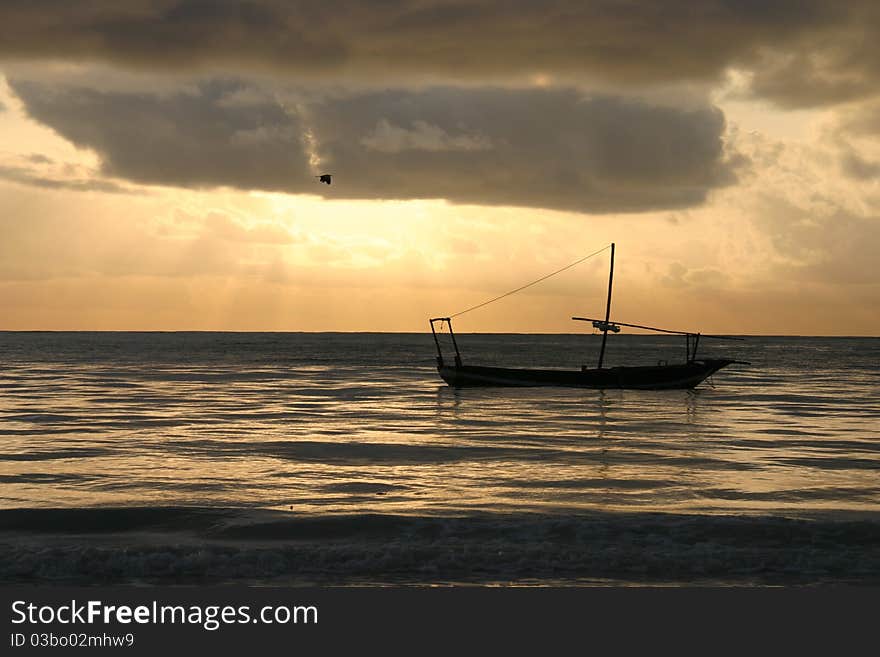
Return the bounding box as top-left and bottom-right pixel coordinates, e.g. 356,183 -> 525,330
450,243 -> 612,319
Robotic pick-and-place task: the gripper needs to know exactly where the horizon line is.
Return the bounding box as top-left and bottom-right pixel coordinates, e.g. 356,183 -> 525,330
1,329 -> 878,338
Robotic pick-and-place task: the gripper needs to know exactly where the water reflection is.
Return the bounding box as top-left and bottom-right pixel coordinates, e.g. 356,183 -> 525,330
0,333 -> 878,518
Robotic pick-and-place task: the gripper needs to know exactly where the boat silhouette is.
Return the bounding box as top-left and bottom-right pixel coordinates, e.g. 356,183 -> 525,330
429,243 -> 748,390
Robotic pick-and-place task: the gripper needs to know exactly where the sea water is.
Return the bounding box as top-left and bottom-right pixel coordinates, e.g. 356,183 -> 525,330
1,332 -> 878,584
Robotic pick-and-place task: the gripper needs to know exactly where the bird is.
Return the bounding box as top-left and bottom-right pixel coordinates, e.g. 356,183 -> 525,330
316,174 -> 332,185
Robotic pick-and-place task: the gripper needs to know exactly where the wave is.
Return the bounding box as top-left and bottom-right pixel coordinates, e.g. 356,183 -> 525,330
2,507 -> 879,585
0,447 -> 113,461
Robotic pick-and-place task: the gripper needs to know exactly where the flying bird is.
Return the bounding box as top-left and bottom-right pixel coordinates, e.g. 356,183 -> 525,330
316,174 -> 332,185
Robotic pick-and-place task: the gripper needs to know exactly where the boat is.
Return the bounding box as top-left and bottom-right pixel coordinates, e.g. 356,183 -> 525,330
429,243 -> 748,390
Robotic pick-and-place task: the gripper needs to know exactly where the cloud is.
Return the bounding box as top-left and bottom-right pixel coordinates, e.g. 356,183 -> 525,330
1,1 -> 877,107
743,4 -> 880,108
0,181 -> 297,282
819,100 -> 880,181
10,78 -> 313,191
840,151 -> 880,181
0,0 -> 343,73
26,153 -> 53,164
11,80 -> 739,213
755,194 -> 880,285
198,211 -> 298,244
838,102 -> 880,137
312,87 -> 739,212
361,119 -> 492,153
0,164 -> 134,193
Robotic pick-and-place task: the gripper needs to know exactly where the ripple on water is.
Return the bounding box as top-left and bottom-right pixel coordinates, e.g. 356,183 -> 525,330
0,333 -> 877,516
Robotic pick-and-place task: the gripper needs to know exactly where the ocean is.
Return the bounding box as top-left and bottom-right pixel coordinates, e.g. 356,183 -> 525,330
1,332 -> 879,585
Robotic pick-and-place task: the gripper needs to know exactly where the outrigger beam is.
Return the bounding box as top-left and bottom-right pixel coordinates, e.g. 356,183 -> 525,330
429,317 -> 462,367
571,317 -> 744,341
573,316 -> 743,363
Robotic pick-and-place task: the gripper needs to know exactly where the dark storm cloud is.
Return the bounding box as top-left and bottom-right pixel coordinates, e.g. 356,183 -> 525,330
12,79 -> 312,190
309,87 -> 737,212
11,80 -> 737,212
744,20 -> 880,109
0,0 -> 343,72
1,1 -> 876,106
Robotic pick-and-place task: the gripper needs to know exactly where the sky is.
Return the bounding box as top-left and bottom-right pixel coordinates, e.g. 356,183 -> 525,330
0,1 -> 878,334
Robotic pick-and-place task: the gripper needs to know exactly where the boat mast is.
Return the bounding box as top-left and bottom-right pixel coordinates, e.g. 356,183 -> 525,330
597,242 -> 615,369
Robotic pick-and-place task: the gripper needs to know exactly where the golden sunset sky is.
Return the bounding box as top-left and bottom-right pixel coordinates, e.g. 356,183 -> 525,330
1,1 -> 878,334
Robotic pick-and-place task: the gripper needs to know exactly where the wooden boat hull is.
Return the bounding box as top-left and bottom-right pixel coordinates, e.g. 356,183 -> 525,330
437,359 -> 737,390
